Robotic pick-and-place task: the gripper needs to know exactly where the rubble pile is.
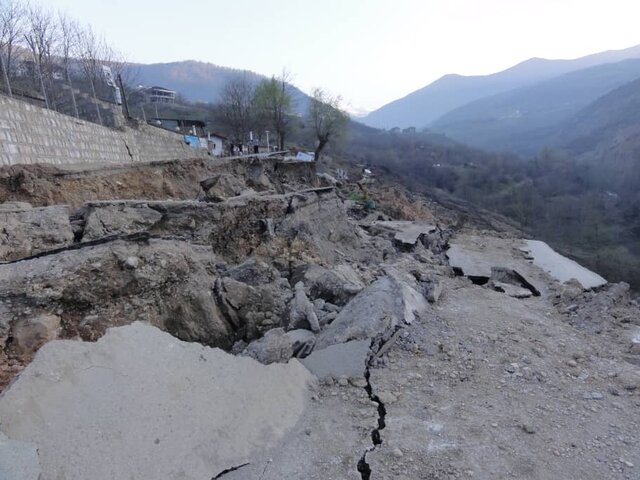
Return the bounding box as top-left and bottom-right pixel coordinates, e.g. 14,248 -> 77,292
0,156 -> 639,479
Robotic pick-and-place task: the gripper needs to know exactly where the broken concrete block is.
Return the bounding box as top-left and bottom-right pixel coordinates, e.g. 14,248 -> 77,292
80,202 -> 162,241
491,281 -> 533,299
315,277 -> 403,349
522,240 -> 607,289
291,264 -> 364,306
0,204 -> 73,261
0,431 -> 41,480
365,221 -> 437,247
242,328 -> 316,364
301,339 -> 370,380
0,322 -> 313,480
200,173 -> 246,201
289,282 -> 320,333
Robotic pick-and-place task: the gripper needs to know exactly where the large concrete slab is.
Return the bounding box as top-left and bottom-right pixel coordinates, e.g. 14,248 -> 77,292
0,432 -> 41,480
301,340 -> 371,380
523,240 -> 607,289
446,243 -> 494,278
0,322 -> 313,480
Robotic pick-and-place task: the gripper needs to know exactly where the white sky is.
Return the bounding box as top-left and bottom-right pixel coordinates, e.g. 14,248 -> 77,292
37,0 -> 640,113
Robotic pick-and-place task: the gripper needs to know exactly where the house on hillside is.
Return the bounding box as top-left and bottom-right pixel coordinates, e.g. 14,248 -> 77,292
151,118 -> 206,136
132,86 -> 176,104
207,132 -> 227,157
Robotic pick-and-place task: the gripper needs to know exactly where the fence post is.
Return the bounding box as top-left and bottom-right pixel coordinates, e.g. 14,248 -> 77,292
0,53 -> 12,97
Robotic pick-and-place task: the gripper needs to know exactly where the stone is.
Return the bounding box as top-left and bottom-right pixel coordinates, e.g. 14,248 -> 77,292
349,377 -> 368,388
301,340 -> 371,380
365,220 -> 437,247
0,239 -> 233,356
199,173 -> 246,201
582,392 -> 604,400
521,423 -> 536,434
0,431 -> 41,480
491,281 -> 533,299
80,202 -> 162,241
288,281 -> 320,333
392,447 -> 404,458
242,328 -> 316,364
285,329 -> 317,358
291,264 -> 364,306
242,328 -> 295,364
315,275 -> 426,348
0,204 -> 74,261
427,280 -> 443,303
0,322 -> 313,480
215,274 -> 291,342
10,313 -> 61,357
377,391 -> 398,404
618,370 -> 640,391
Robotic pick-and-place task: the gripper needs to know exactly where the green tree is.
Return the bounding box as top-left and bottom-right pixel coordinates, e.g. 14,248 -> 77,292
253,70 -> 293,150
308,88 -> 348,161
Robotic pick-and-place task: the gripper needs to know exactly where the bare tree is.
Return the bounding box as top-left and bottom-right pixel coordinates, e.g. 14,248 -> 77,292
218,74 -> 256,145
57,11 -> 80,116
23,4 -> 59,108
74,23 -> 108,124
308,88 -> 349,161
253,69 -> 294,150
0,0 -> 26,95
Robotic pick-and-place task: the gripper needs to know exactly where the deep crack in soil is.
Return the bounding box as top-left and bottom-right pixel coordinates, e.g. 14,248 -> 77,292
357,341 -> 389,480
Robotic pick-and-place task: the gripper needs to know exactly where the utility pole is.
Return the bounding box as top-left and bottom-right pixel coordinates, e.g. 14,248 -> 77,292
266,130 -> 270,151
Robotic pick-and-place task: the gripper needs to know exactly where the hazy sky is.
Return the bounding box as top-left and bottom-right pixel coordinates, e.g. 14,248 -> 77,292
38,0 -> 640,113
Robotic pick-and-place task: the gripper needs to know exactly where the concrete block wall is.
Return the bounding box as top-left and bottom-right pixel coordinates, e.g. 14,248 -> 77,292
0,95 -> 208,167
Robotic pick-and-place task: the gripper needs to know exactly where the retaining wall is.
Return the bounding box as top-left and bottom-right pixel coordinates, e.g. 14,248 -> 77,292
0,94 -> 208,167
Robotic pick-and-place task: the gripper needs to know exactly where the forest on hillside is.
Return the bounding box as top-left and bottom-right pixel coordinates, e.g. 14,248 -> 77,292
345,125 -> 640,290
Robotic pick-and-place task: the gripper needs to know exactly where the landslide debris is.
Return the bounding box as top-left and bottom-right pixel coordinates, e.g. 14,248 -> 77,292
1,155 -> 639,480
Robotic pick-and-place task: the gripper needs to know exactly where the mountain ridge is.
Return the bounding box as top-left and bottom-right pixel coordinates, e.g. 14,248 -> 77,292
362,43 -> 640,129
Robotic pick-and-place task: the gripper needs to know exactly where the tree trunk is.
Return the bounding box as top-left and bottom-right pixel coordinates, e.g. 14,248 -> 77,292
314,138 -> 328,162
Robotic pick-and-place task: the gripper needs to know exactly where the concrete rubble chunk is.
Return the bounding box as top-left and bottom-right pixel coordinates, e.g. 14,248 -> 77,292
366,220 -> 437,246
80,202 -> 162,241
316,276 -> 415,349
291,263 -> 364,306
0,239 -> 233,355
0,204 -> 74,261
0,431 -> 41,480
522,239 -> 607,289
289,281 -> 321,333
242,328 -> 316,364
301,339 -> 371,380
0,322 -> 313,480
200,173 -> 247,202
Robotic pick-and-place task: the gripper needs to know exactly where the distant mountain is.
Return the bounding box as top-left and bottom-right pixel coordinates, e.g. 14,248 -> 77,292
429,58 -> 640,156
128,60 -> 310,113
548,77 -> 640,191
555,76 -> 640,157
362,44 -> 640,129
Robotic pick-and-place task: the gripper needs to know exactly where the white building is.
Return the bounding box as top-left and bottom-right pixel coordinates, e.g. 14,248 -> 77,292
208,133 -> 227,157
